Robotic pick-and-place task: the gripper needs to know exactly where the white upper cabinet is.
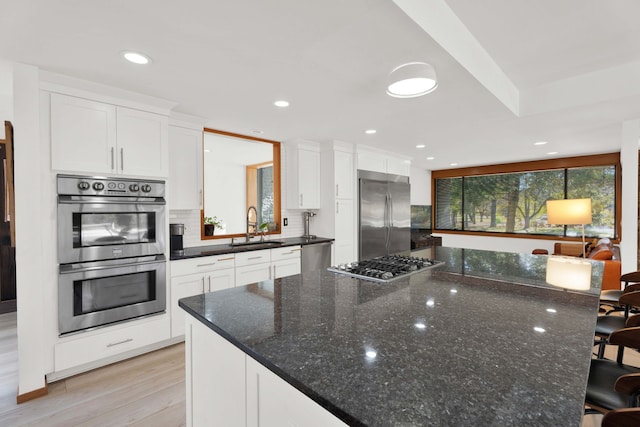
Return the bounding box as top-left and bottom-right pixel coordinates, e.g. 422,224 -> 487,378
334,150 -> 354,199
287,142 -> 320,209
116,107 -> 168,177
356,147 -> 410,176
168,125 -> 203,210
51,93 -> 168,178
51,94 -> 117,174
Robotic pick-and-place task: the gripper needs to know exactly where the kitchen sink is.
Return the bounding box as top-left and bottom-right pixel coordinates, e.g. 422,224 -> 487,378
230,240 -> 284,247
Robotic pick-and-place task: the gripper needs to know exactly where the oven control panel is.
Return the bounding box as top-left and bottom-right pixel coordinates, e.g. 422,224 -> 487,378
57,174 -> 165,198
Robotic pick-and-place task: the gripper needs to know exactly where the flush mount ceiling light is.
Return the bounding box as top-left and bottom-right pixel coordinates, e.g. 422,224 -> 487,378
121,51 -> 151,65
364,129 -> 377,134
386,62 -> 438,98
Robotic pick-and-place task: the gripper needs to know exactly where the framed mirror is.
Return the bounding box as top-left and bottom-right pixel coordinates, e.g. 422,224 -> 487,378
201,128 -> 281,240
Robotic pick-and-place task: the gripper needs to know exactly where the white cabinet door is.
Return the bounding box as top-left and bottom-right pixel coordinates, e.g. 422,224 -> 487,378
207,268 -> 235,292
273,258 -> 301,278
386,156 -> 410,176
171,273 -> 206,337
187,317 -> 246,427
287,144 -> 320,209
334,150 -> 354,199
246,357 -> 347,427
335,199 -> 355,265
51,93 -> 116,174
168,126 -> 203,210
116,107 -> 168,178
236,263 -> 271,286
298,148 -> 320,209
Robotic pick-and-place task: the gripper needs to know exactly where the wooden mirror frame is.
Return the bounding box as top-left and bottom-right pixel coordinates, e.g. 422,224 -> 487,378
201,128 -> 281,240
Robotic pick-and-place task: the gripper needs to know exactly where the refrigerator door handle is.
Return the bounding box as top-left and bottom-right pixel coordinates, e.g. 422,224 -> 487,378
385,193 -> 391,251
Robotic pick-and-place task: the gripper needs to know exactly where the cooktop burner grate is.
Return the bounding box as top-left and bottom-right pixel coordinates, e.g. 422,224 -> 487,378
327,255 -> 444,283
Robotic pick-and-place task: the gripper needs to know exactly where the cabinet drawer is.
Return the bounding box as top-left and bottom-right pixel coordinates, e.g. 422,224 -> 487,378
235,249 -> 271,267
171,254 -> 235,277
54,315 -> 170,372
271,245 -> 301,261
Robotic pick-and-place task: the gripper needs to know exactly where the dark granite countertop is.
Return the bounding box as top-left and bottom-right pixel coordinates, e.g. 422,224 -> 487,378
170,236 -> 334,260
179,247 -> 603,426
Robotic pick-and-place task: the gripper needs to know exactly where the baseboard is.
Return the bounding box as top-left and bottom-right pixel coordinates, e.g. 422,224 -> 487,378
17,384 -> 48,404
0,299 -> 16,314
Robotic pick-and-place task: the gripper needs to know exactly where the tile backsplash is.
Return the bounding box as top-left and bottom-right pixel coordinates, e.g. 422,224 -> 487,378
169,209 -> 305,248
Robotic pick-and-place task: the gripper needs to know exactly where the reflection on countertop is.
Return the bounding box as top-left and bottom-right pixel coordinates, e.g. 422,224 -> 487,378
170,236 -> 334,260
179,246 -> 603,426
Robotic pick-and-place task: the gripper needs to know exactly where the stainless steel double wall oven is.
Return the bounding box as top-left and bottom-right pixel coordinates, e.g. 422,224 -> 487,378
57,174 -> 166,335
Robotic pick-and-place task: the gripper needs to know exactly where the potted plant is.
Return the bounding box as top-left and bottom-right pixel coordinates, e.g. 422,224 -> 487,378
204,216 -> 223,236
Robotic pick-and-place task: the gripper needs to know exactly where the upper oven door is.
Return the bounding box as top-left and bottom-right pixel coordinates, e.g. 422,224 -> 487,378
58,196 -> 166,264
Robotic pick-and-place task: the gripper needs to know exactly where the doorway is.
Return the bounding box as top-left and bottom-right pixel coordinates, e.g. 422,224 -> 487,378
0,121 -> 16,314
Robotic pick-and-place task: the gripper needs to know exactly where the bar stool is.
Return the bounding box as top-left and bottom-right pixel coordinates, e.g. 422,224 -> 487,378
585,327 -> 640,415
595,291 -> 640,362
602,407 -> 640,427
601,271 -> 640,314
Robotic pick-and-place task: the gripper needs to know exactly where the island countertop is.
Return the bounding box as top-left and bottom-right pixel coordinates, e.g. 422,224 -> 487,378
179,247 -> 603,426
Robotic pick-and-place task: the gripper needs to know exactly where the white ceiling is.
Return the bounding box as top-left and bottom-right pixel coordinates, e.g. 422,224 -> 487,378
1,0 -> 638,170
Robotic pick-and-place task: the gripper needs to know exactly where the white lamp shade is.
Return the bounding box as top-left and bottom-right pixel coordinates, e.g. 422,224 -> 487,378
546,198 -> 592,225
546,256 -> 592,290
386,62 -> 438,98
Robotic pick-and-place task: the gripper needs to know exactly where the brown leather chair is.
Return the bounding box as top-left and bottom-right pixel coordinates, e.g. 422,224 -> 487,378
601,271 -> 640,314
595,291 -> 640,362
585,328 -> 640,414
602,407 -> 640,427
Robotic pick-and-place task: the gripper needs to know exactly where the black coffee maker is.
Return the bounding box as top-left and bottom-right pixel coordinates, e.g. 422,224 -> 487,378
170,223 -> 184,255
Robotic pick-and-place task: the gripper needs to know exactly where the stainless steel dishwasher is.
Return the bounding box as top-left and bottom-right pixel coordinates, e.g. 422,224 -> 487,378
301,241 -> 333,273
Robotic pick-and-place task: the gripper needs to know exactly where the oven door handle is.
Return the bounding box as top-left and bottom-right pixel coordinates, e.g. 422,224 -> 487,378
59,255 -> 166,274
58,195 -> 165,205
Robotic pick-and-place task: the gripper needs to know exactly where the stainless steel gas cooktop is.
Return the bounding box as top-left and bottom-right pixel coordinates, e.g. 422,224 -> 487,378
327,255 -> 445,283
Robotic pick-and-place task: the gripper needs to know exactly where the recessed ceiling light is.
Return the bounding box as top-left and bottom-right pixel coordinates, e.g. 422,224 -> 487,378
365,129 -> 377,134
450,163 -> 458,166
274,100 -> 289,108
547,151 -> 558,155
121,51 -> 151,65
426,156 -> 435,160
416,144 -> 425,148
534,141 -> 548,146
251,129 -> 264,135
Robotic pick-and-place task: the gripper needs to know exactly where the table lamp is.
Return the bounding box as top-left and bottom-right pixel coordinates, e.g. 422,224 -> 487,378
546,198 -> 592,257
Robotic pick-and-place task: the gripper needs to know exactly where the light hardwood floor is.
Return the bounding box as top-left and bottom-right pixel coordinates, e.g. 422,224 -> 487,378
0,312 -> 186,427
1,311 -> 639,426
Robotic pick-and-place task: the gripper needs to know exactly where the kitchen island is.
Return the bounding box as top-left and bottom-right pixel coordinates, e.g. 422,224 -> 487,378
179,247 -> 603,426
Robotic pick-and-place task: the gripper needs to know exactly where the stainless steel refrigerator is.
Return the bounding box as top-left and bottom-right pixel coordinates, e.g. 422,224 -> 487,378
358,170 -> 411,260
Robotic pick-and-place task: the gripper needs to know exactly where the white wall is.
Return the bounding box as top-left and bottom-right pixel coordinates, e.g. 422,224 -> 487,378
0,59 -> 13,138
14,63 -> 49,395
410,166 -> 430,205
620,119 -> 640,274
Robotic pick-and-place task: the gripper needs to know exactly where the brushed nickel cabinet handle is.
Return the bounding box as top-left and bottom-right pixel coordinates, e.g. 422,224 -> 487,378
196,262 -> 216,267
106,338 -> 133,348
110,147 -> 115,170
217,257 -> 234,261
120,148 -> 124,170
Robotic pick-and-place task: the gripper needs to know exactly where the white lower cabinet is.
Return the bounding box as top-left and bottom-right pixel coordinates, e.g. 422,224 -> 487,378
186,318 -> 246,427
235,249 -> 272,286
54,314 -> 170,373
185,315 -> 347,427
235,246 -> 302,285
271,245 -> 302,279
170,255 -> 235,337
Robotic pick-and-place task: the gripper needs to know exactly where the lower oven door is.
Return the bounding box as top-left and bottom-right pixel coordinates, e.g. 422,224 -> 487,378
58,255 -> 166,335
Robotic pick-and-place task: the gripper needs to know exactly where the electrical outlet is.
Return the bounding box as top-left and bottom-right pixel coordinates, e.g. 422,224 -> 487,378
283,218 -> 288,226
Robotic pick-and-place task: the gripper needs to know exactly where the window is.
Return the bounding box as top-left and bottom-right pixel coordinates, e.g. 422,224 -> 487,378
432,154 -> 620,240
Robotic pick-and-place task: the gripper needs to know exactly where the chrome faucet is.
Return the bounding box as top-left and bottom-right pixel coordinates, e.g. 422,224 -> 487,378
246,205 -> 258,242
